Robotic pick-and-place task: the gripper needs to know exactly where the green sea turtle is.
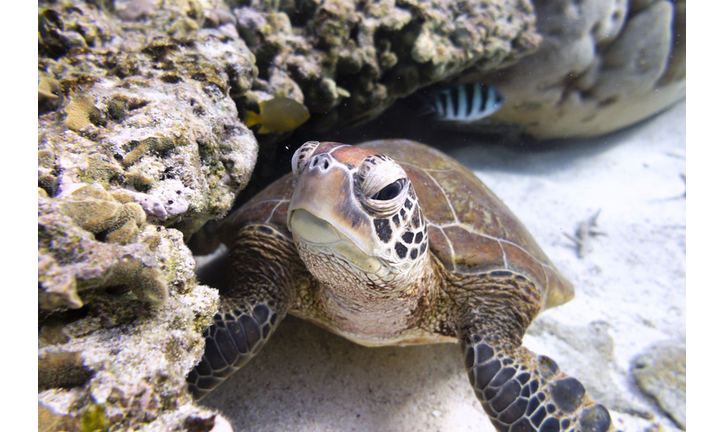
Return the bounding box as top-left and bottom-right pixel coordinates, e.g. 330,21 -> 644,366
188,139 -> 613,432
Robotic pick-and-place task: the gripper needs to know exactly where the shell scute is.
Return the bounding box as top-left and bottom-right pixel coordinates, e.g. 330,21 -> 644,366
427,225 -> 453,265
358,140 -> 573,309
224,139 -> 573,310
500,241 -> 550,296
219,175 -> 294,242
434,225 -> 506,272
403,165 -> 457,224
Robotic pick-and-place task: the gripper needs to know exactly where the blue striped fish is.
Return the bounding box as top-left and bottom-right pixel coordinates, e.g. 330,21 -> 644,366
422,83 -> 505,123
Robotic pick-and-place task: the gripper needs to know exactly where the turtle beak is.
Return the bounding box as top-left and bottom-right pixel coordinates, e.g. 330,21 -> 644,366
288,208 -> 384,275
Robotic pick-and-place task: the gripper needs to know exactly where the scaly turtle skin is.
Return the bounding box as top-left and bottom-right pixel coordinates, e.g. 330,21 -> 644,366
188,140 -> 614,432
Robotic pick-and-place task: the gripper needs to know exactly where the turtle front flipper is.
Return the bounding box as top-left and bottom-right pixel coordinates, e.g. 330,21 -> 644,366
187,224 -> 303,399
186,298 -> 281,399
460,332 -> 614,432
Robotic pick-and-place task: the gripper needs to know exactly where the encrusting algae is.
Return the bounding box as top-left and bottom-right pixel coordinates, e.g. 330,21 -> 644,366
37,0 -> 256,429
38,76 -> 64,113
243,97 -> 310,134
64,94 -> 103,131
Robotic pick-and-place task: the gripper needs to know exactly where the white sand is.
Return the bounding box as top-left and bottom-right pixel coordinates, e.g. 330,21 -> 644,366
202,100 -> 686,432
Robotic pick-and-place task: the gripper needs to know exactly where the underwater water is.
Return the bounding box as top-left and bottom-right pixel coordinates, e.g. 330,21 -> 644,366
200,101 -> 686,432
38,1 -> 686,431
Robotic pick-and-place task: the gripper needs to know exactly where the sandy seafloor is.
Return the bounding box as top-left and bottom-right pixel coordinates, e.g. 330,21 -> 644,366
200,100 -> 686,432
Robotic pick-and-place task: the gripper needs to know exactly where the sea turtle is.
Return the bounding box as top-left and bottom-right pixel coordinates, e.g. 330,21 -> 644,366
188,139 -> 613,432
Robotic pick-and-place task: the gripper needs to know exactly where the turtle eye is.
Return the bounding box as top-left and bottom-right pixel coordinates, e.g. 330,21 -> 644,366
372,179 -> 405,201
357,153 -> 409,217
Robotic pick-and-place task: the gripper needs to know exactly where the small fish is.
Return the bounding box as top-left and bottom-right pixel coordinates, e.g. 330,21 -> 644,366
244,97 -> 310,134
422,83 -> 505,123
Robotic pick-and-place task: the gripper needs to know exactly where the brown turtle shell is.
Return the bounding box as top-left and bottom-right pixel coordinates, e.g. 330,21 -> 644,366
221,139 -> 573,311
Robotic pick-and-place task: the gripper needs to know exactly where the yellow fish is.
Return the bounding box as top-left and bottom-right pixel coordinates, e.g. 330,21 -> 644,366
244,97 -> 310,134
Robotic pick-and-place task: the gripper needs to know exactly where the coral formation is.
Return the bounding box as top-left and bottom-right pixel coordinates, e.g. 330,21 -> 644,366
38,76 -> 64,114
38,190 -> 224,429
39,188 -> 167,311
64,94 -> 103,131
58,183 -> 146,241
39,0 -> 258,237
229,0 -> 541,130
461,0 -> 686,139
38,351 -> 94,392
117,0 -> 157,21
38,249 -> 223,430
632,339 -> 686,429
38,0 -> 260,429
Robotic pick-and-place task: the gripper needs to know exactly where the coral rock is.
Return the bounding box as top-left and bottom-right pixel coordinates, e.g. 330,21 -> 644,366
632,339 -> 686,429
38,76 -> 64,113
38,253 -> 82,310
39,192 -> 168,310
231,0 -> 541,130
58,184 -> 145,237
38,0 -> 259,429
463,0 -> 686,139
38,0 -> 257,431
64,94 -> 102,131
118,0 -> 157,21
38,351 -> 94,392
38,218 -> 221,430
39,0 -> 258,237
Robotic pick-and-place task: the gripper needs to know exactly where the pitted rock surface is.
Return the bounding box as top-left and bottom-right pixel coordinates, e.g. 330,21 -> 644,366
39,0 -> 258,237
39,0 -> 256,429
229,0 -> 541,131
632,339 -> 686,429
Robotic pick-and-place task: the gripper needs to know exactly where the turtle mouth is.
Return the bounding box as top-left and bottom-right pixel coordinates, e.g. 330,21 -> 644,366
289,209 -> 383,275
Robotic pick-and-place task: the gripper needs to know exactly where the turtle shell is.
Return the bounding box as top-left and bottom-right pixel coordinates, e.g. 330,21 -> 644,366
222,139 -> 573,311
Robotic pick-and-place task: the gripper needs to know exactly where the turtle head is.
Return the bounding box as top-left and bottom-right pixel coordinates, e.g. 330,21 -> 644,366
287,141 -> 429,288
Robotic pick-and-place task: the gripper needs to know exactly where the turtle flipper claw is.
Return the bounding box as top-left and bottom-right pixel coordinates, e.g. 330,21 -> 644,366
462,333 -> 614,432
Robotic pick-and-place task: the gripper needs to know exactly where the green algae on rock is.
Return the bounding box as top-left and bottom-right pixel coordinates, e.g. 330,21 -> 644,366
39,0 -> 258,237
38,210 -> 223,430
38,2 -> 260,428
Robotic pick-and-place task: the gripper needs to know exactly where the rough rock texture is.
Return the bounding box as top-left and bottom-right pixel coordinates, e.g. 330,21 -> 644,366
229,0 -> 541,130
39,184 -> 168,311
39,0 -> 258,237
38,220 -> 223,431
38,0 -> 259,429
632,339 -> 686,429
462,0 -> 686,139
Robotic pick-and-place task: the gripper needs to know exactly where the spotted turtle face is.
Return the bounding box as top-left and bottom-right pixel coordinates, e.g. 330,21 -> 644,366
287,141 -> 429,288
